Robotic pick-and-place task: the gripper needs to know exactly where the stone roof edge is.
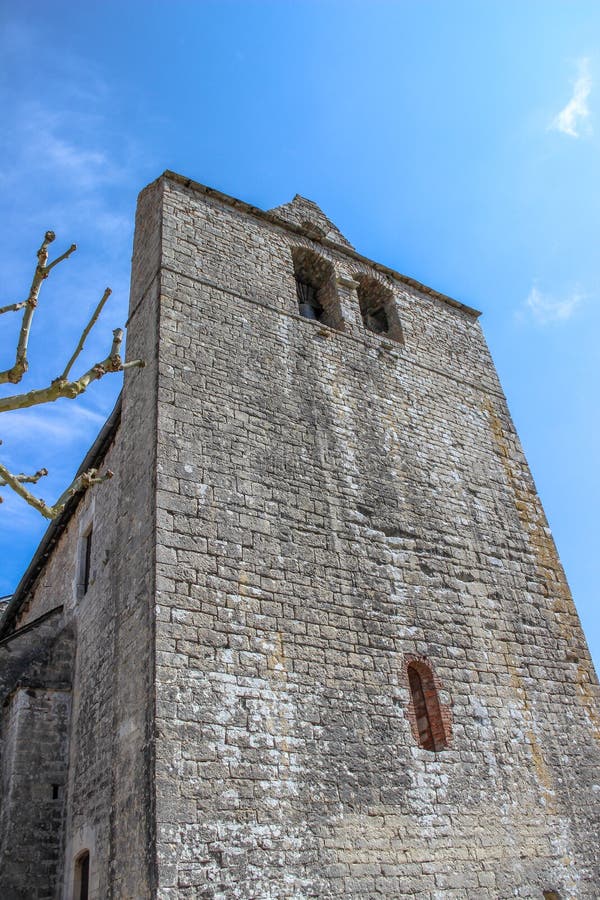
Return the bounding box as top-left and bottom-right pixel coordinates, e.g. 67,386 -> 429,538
0,395 -> 122,639
161,170 -> 482,319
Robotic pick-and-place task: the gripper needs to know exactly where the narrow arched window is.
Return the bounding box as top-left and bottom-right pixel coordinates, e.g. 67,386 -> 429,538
74,850 -> 90,900
77,522 -> 93,599
82,527 -> 93,594
407,660 -> 449,752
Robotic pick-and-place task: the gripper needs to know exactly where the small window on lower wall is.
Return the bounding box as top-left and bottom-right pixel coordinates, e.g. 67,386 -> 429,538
406,658 -> 451,752
543,892 -> 562,900
74,850 -> 90,900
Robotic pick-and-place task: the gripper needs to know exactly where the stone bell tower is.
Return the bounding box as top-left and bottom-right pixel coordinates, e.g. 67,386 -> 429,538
0,171 -> 598,898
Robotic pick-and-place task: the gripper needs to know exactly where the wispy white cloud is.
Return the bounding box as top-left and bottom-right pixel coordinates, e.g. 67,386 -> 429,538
0,101 -> 129,202
520,284 -> 586,325
0,46 -> 146,450
0,20 -> 153,587
0,401 -> 109,551
550,57 -> 592,138
0,488 -> 47,540
0,403 -> 107,478
1,404 -> 106,445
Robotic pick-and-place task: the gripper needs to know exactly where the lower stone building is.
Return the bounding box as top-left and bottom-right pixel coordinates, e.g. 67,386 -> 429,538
0,171 -> 599,898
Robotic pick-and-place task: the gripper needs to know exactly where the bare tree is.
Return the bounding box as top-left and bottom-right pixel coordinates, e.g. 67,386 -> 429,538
0,231 -> 143,519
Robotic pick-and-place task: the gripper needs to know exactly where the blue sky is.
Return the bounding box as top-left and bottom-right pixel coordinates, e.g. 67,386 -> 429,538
0,1 -> 598,669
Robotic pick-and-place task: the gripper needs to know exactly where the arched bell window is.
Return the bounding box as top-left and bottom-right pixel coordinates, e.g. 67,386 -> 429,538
354,273 -> 404,343
406,659 -> 450,752
291,247 -> 343,330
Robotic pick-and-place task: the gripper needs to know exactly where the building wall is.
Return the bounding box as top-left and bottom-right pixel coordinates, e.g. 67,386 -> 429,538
147,175 -> 600,898
101,170 -> 161,900
58,173 -> 161,899
0,435 -> 136,900
0,679 -> 71,898
0,180 -> 161,899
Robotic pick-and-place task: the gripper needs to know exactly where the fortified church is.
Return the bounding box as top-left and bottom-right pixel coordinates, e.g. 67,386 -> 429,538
0,171 -> 599,899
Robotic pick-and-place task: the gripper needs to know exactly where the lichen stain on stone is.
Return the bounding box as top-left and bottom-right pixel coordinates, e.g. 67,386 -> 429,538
576,662 -> 600,743
483,399 -> 570,590
482,397 -> 600,720
507,665 -> 557,808
266,631 -> 287,679
525,727 -> 555,799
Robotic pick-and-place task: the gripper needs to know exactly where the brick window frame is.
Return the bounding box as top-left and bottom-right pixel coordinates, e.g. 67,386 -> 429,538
404,655 -> 452,752
74,849 -> 90,900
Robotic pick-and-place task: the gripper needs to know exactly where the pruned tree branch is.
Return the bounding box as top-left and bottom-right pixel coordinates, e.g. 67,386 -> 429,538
60,287 -> 112,381
0,467 -> 48,486
1,229 -> 145,518
1,231 -> 77,386
0,326 -> 144,414
44,243 -> 78,274
0,461 -> 112,520
0,300 -> 27,316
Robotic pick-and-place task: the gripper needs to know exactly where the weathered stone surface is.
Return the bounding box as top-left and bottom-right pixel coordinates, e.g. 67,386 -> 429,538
0,171 -> 598,898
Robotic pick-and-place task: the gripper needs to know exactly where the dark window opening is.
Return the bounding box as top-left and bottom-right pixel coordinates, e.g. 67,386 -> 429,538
82,527 -> 93,594
52,784 -> 60,800
407,661 -> 448,752
365,303 -> 389,334
354,274 -> 403,342
75,851 -> 90,900
295,277 -> 323,321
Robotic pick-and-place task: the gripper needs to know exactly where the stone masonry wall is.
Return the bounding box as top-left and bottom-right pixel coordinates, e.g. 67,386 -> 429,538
0,687 -> 71,898
0,432 -> 129,899
1,172 -> 598,900
102,173 -> 161,900
0,610 -> 73,899
149,175 -> 600,899
60,176 -> 160,899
